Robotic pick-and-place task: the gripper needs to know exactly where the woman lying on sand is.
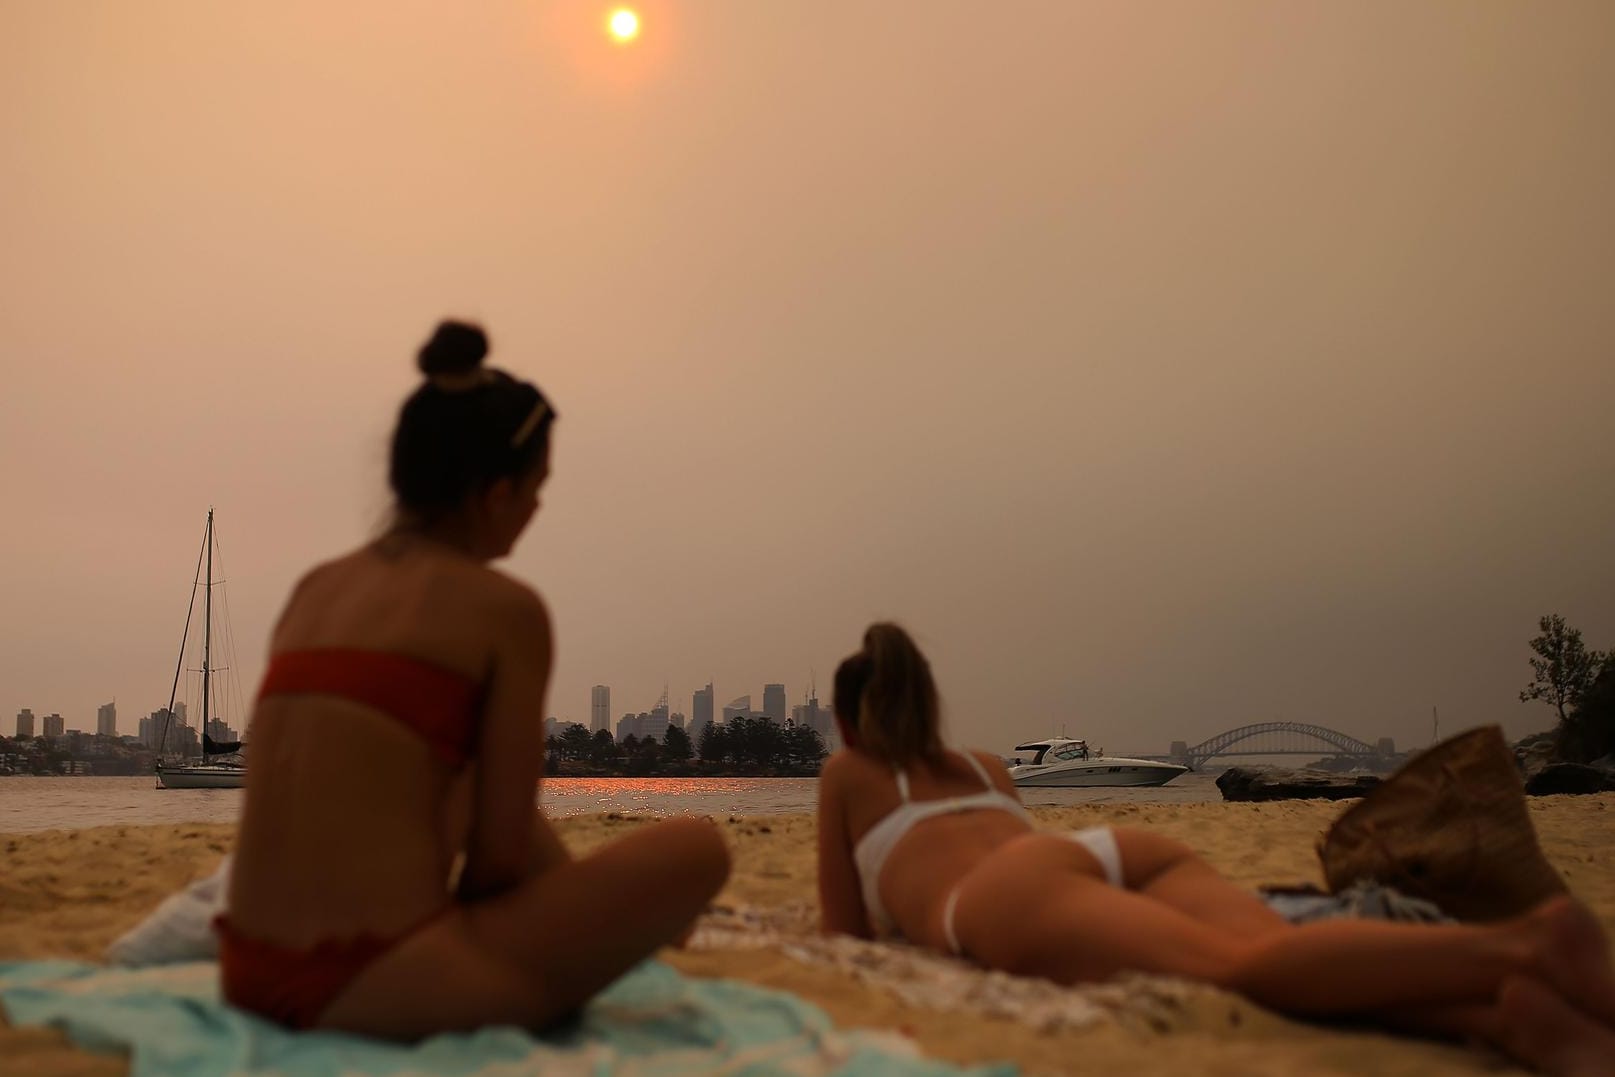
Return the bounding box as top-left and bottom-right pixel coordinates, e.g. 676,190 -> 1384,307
816,623 -> 1615,1076
219,321 -> 729,1039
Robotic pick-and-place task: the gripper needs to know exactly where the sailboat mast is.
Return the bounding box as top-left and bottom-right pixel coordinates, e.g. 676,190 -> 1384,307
201,508 -> 213,758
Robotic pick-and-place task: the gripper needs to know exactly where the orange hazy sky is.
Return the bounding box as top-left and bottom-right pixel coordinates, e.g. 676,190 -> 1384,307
3,1 -> 1612,754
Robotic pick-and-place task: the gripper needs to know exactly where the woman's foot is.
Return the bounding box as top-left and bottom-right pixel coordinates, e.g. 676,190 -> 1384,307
1494,977 -> 1615,1077
1525,897 -> 1615,1027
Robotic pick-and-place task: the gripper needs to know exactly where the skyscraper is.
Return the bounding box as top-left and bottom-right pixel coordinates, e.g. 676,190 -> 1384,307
15,709 -> 35,738
42,713 -> 65,738
97,701 -> 117,737
763,684 -> 787,724
591,686 -> 611,732
722,695 -> 752,724
690,683 -> 714,740
142,708 -> 172,749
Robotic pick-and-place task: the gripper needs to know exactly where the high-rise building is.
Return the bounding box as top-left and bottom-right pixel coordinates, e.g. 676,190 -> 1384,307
793,688 -> 837,749
42,713 -> 65,738
172,722 -> 200,755
591,686 -> 611,732
691,683 -> 714,740
97,701 -> 117,737
15,709 -> 35,738
615,713 -> 640,742
172,702 -> 188,729
722,695 -> 752,724
763,684 -> 787,724
141,708 -> 173,749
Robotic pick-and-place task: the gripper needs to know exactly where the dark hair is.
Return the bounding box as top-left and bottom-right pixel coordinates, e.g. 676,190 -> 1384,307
389,320 -> 556,519
833,623 -> 942,764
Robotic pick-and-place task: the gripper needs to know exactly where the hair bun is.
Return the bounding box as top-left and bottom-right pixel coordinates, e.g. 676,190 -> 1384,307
417,320 -> 489,377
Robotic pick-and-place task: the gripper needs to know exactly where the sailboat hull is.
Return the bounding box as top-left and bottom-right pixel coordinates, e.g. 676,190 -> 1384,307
156,765 -> 245,789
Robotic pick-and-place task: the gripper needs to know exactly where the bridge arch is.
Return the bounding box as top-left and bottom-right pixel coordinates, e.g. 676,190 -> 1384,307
1180,721 -> 1381,769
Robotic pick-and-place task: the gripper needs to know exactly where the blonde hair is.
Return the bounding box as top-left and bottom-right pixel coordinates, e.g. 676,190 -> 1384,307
833,622 -> 942,765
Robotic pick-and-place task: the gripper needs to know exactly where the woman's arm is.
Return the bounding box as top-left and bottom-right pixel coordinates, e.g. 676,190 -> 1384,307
526,807 -> 572,874
816,755 -> 873,938
457,588 -> 554,902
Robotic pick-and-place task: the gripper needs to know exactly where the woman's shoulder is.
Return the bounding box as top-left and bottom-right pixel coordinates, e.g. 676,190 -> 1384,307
475,566 -> 550,622
819,747 -> 891,788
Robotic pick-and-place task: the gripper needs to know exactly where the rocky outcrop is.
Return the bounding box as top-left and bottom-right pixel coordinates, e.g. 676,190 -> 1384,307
1510,732 -> 1615,794
1513,734 -> 1559,782
1523,762 -> 1615,796
1216,767 -> 1382,802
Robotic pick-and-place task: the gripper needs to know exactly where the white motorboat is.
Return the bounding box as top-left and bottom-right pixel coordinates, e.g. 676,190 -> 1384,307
1006,738 -> 1188,787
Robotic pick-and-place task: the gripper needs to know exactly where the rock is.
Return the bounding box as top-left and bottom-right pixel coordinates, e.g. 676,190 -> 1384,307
1513,736 -> 1559,781
1523,762 -> 1615,796
1216,767 -> 1383,802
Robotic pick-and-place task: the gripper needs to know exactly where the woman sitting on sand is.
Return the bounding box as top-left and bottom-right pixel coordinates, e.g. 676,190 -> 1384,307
816,623 -> 1615,1076
220,321 -> 729,1039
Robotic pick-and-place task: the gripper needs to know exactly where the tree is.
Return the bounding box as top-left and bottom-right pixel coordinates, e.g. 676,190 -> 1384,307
1562,664 -> 1615,764
663,723 -> 693,762
1519,614 -> 1610,724
783,722 -> 828,768
557,723 -> 593,762
589,728 -> 620,765
723,714 -> 787,767
697,721 -> 729,762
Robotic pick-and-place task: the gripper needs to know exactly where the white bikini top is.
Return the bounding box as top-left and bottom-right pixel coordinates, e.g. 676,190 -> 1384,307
851,749 -> 1031,939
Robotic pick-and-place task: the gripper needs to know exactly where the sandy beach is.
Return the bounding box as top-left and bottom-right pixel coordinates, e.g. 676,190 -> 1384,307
4,796 -> 1613,1076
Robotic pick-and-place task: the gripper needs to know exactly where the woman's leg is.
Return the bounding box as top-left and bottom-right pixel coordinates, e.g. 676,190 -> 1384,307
318,817 -> 730,1039
950,832 -> 1614,1021
1491,977 -> 1615,1077
1111,827 -> 1615,1068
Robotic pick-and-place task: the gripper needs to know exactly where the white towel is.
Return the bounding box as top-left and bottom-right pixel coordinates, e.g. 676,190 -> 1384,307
107,856 -> 232,966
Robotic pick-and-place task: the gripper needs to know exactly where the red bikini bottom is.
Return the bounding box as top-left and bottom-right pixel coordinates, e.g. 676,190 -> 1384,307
215,908 -> 450,1029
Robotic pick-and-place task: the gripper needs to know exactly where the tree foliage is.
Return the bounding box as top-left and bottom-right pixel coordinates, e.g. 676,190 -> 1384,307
692,715 -> 828,769
556,722 -> 593,761
662,723 -> 693,762
547,716 -> 827,775
589,728 -> 620,765
1561,664 -> 1615,764
697,721 -> 728,762
1519,614 -> 1609,723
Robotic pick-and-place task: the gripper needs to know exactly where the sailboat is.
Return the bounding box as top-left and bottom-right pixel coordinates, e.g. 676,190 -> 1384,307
155,509 -> 248,790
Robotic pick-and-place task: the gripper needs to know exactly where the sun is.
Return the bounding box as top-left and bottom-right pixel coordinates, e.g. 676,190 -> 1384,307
607,8 -> 640,44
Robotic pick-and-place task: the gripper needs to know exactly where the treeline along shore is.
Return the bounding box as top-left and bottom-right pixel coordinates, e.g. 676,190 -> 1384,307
545,713 -> 830,778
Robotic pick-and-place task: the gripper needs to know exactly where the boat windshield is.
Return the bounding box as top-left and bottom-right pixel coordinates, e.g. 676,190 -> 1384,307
1052,743 -> 1091,762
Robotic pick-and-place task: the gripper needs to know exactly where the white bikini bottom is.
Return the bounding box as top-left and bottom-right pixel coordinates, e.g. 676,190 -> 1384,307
941,825 -> 1125,956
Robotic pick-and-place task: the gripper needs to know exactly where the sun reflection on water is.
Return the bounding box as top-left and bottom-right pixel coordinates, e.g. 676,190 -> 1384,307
540,776 -> 818,817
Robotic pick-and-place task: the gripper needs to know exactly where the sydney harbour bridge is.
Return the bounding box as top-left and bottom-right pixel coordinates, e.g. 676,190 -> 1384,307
1135,721 -> 1398,771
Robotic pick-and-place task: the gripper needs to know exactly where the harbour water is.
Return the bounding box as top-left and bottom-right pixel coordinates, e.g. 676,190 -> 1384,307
0,771 -> 1227,834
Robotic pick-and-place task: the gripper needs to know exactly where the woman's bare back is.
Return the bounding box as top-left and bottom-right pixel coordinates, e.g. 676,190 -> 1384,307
228,538 -> 545,947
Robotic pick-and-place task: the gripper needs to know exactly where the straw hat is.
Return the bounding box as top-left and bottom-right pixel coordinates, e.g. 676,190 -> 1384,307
1316,725 -> 1566,922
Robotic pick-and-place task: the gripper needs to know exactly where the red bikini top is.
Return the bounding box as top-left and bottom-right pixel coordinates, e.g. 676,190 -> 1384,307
257,649 -> 483,767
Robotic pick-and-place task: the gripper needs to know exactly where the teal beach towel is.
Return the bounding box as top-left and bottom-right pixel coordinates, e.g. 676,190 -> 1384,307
1,959 -> 1013,1076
